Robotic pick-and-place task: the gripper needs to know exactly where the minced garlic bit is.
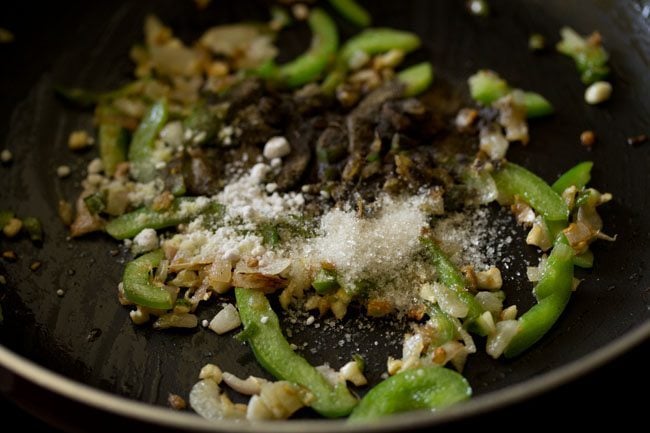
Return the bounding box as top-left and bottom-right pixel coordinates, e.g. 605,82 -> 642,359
2,218 -> 22,238
291,3 -> 309,21
199,363 -> 223,383
263,136 -> 291,160
475,267 -> 503,291
584,81 -> 612,105
87,158 -> 104,174
132,228 -> 159,255
0,149 -> 13,163
209,304 -> 241,334
56,165 -> 72,178
68,130 -> 94,151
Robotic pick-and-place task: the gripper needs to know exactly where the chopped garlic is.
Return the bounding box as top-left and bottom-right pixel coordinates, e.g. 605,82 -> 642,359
0,149 -> 12,163
263,136 -> 291,160
199,363 -> 223,383
208,304 -> 241,334
132,228 -> 159,255
68,130 -> 94,150
339,361 -> 368,386
584,81 -> 612,105
56,165 -> 71,178
475,267 -> 503,290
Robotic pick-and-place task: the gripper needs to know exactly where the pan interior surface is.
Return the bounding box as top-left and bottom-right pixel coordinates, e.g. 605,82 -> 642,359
1,0 -> 649,430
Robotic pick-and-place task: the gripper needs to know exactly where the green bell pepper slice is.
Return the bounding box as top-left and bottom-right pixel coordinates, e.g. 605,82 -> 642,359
235,288 -> 358,418
349,366 -> 471,421
492,162 -> 569,221
123,249 -> 174,310
106,198 -> 223,240
128,100 -> 169,182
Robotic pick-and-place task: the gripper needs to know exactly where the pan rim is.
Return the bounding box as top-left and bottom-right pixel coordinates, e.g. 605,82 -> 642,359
1,320 -> 648,432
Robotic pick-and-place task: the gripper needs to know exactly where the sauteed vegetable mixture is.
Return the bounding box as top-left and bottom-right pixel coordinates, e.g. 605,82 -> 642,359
24,0 -> 615,422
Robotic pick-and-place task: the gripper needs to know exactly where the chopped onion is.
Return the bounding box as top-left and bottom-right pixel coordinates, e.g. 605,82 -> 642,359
221,372 -> 267,395
401,333 -> 425,370
495,91 -> 529,144
153,312 -> 198,329
432,282 -> 469,318
486,320 -> 519,359
235,257 -> 291,276
190,379 -> 246,421
475,291 -> 504,317
479,124 -> 510,160
246,381 -> 311,420
150,44 -> 203,77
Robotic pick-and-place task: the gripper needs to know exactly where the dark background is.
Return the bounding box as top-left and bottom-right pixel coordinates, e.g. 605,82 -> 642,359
3,338 -> 648,431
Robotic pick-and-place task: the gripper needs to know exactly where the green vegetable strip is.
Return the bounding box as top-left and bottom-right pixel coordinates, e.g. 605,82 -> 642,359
551,161 -> 593,194
468,71 -> 554,118
556,27 -> 609,85
427,304 -> 457,346
421,238 -> 484,324
339,28 -> 420,64
105,198 -> 224,240
492,162 -> 569,221
532,242 -> 574,301
276,8 -> 339,88
99,124 -> 128,177
504,290 -> 571,359
505,239 -> 574,358
397,62 -> 434,97
573,249 -> 594,268
123,249 -> 174,310
349,366 -> 471,420
128,100 -> 169,182
235,288 -> 358,418
523,92 -> 554,118
322,28 -> 420,94
468,70 -> 509,105
312,268 -> 339,294
22,217 -> 43,243
328,0 -> 371,27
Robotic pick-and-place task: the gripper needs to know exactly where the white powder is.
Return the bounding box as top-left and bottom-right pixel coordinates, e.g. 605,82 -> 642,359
432,207 -> 516,271
303,195 -> 428,292
216,162 -> 304,226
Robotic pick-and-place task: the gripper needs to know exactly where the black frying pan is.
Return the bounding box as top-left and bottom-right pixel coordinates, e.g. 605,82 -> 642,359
1,0 -> 649,431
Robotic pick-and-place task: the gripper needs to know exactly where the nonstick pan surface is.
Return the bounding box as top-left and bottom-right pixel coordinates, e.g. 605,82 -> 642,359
1,0 -> 649,431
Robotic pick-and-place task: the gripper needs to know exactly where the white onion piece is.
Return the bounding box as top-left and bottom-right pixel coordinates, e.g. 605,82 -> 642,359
479,124 -> 509,160
150,44 -> 202,77
246,381 -> 311,420
236,258 -> 291,276
432,282 -> 469,319
486,320 -> 520,359
201,25 -> 261,56
401,333 -> 425,370
475,291 -> 504,316
221,372 -> 267,395
189,379 -> 245,421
